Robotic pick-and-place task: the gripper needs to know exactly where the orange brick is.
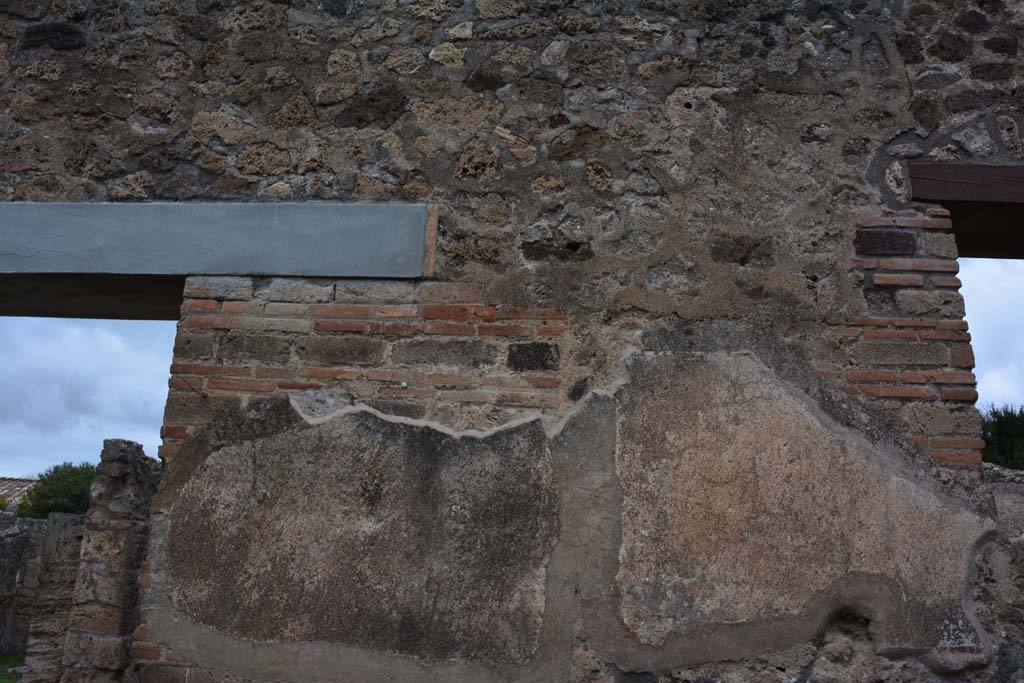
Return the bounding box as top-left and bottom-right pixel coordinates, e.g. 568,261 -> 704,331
900,370 -> 976,385
843,316 -> 895,327
479,323 -> 533,337
525,375 -> 562,389
423,304 -> 496,322
877,258 -> 958,273
872,273 -> 924,287
313,320 -> 368,333
254,367 -> 297,379
928,450 -> 982,466
859,385 -> 936,399
299,368 -> 365,380
183,299 -> 219,313
423,322 -> 476,336
846,369 -> 898,383
939,387 -> 978,402
376,305 -> 420,318
537,325 -> 568,337
890,319 -> 939,328
277,380 -> 323,390
206,378 -> 276,393
931,275 -> 962,288
862,329 -> 918,340
171,363 -> 252,377
308,304 -> 375,318
168,377 -> 203,391
494,307 -> 568,321
918,329 -> 970,342
930,436 -> 986,450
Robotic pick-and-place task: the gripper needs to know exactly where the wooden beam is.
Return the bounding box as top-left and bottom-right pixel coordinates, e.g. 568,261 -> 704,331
0,275 -> 185,320
908,162 -> 1024,204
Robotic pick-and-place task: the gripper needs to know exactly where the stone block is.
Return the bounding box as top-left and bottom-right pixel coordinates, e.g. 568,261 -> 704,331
172,332 -> 215,361
390,339 -> 498,368
255,278 -> 334,303
507,342 -> 560,372
335,280 -> 418,303
217,332 -> 292,365
295,336 -> 386,366
851,341 -> 949,366
896,290 -> 965,317
183,277 -> 254,302
853,229 -> 917,256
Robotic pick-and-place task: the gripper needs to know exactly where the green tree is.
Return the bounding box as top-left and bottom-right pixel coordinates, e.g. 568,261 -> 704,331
0,496 -> 7,512
981,404 -> 1024,470
17,462 -> 96,519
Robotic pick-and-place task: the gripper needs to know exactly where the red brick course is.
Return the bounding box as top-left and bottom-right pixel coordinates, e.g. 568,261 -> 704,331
162,278 -> 573,454
821,209 -> 985,466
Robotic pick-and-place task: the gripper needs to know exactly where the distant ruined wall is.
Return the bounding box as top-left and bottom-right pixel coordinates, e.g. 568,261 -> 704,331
2,442 -> 155,683
60,441 -> 155,683
3,0 -> 1024,680
0,513 -> 44,656
20,514 -> 85,683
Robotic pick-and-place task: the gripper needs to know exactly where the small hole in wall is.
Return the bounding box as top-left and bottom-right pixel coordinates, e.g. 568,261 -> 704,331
959,258 -> 1024,469
0,317 -> 175,479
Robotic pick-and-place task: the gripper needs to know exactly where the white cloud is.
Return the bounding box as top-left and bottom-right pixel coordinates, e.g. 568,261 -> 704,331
0,318 -> 176,478
959,258 -> 1024,410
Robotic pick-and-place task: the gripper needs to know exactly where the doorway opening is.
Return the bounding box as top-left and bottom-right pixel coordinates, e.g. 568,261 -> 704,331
0,316 -> 176,482
910,161 -> 1024,469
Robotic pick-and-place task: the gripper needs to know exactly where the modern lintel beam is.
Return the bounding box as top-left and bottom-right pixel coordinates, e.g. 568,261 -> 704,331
0,202 -> 436,319
907,162 -> 1024,260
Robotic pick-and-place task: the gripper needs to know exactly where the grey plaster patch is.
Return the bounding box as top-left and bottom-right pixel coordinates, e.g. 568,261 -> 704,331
594,349 -> 994,669
166,413 -> 558,665
0,202 -> 429,278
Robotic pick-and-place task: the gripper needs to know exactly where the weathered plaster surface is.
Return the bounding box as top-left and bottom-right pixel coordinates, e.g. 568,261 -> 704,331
147,325 -> 998,681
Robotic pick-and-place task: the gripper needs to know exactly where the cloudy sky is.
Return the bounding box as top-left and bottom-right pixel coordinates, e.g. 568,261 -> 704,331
0,261 -> 1021,478
0,318 -> 176,478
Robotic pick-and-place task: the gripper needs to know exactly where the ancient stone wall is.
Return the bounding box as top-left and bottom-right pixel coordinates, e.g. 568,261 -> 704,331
60,440 -> 156,683
20,514 -> 85,683
3,0 -> 1024,680
0,513 -> 44,655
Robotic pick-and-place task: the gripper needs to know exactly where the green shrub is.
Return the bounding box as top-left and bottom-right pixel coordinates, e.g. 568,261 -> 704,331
0,496 -> 7,512
981,404 -> 1024,470
0,654 -> 23,683
17,462 -> 96,519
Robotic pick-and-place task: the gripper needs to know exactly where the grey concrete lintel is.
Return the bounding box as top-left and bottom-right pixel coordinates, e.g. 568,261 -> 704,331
0,202 -> 433,278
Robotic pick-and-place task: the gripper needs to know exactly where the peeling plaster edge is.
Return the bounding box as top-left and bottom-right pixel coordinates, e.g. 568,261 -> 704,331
287,333 -> 644,442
